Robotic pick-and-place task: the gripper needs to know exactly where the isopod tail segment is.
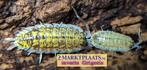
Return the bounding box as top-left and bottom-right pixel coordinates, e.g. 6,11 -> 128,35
72,6 -> 91,39
3,37 -> 43,64
2,38 -> 17,51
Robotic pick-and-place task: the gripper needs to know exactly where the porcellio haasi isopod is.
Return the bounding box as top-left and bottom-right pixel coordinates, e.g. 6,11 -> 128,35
3,23 -> 87,63
91,31 -> 142,52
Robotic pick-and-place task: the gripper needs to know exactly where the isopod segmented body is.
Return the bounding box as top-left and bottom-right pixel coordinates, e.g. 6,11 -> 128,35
6,23 -> 86,53
91,31 -> 141,52
4,23 -> 87,63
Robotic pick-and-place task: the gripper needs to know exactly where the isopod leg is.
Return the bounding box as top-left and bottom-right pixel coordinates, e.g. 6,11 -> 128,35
25,51 -> 32,56
23,46 -> 34,56
100,25 -> 105,31
72,6 -> 91,38
37,53 -> 43,64
7,45 -> 17,51
39,21 -> 43,25
39,53 -> 43,64
26,50 -> 34,56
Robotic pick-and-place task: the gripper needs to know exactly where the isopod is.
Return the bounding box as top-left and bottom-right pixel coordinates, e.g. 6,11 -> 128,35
91,31 -> 142,52
2,23 -> 87,63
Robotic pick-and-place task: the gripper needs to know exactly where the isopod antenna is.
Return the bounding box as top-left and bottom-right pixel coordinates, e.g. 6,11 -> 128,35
72,6 -> 91,39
